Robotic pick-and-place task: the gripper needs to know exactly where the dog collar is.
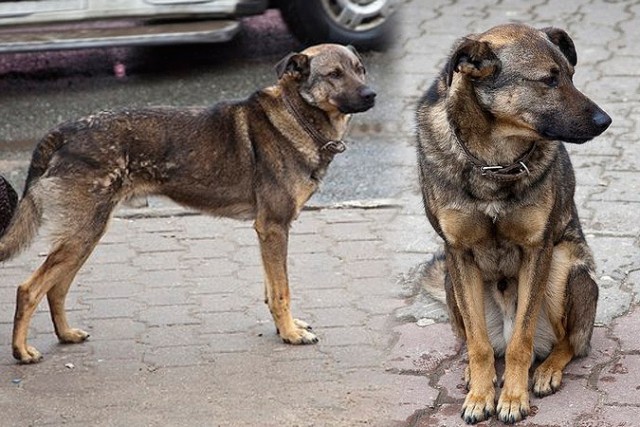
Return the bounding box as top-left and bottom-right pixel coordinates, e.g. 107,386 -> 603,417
451,128 -> 538,182
282,93 -> 347,155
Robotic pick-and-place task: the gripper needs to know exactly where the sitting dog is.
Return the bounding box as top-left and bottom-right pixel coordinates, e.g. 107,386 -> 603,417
416,24 -> 610,423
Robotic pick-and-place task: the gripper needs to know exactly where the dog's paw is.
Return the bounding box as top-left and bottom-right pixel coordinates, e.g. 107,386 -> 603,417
497,389 -> 530,424
461,388 -> 495,424
280,323 -> 318,345
13,345 -> 43,364
533,364 -> 563,397
58,328 -> 90,344
293,318 -> 312,330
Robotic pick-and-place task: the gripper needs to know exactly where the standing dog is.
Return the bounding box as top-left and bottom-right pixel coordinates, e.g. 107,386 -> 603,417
1,44 -> 375,364
416,24 -> 610,424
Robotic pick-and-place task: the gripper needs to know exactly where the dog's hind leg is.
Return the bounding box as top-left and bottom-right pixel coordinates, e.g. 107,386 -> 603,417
533,256 -> 597,397
47,240 -> 102,345
12,203 -> 111,364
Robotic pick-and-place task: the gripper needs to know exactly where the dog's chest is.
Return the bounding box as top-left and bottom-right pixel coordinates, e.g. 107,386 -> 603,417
472,238 -> 522,280
479,200 -> 505,222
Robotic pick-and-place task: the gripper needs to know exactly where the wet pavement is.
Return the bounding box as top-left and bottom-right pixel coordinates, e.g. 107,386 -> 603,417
1,2 -> 639,426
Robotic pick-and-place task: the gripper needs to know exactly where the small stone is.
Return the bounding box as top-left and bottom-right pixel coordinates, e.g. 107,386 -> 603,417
11,378 -> 21,384
65,363 -> 75,369
417,318 -> 435,327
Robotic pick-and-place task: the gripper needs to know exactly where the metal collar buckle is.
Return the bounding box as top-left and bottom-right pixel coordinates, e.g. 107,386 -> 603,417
481,161 -> 530,176
321,140 -> 346,154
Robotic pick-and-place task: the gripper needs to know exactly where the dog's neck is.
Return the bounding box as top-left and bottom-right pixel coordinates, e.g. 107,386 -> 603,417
447,79 -> 538,167
279,82 -> 350,149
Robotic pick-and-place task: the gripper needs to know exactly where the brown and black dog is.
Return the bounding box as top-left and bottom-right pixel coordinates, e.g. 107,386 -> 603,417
0,44 -> 375,364
416,24 -> 610,423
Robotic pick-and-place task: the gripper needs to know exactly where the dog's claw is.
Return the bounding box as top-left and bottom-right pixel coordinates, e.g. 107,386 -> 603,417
280,325 -> 318,345
497,389 -> 530,424
461,389 -> 495,424
533,363 -> 564,398
293,318 -> 312,330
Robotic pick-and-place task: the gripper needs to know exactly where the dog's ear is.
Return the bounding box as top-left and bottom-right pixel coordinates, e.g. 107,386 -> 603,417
275,52 -> 311,80
346,44 -> 362,61
541,27 -> 577,66
446,38 -> 500,86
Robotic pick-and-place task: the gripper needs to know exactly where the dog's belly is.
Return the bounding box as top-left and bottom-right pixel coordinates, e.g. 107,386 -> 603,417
484,282 -> 557,360
471,238 -> 556,359
162,187 -> 257,220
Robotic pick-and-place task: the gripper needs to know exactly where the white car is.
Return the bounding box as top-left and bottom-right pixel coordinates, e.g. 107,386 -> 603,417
0,0 -> 396,52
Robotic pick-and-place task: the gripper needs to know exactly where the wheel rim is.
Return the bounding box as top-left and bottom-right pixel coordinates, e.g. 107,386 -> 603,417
320,0 -> 394,32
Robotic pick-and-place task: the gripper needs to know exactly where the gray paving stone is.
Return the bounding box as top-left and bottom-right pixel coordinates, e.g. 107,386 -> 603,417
139,305 -> 200,327
599,355 -> 640,405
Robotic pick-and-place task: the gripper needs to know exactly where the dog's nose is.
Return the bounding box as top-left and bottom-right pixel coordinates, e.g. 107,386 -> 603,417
359,86 -> 377,102
592,110 -> 612,132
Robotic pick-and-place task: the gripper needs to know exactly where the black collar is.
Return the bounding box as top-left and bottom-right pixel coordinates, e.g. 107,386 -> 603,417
451,127 -> 538,182
282,92 -> 346,155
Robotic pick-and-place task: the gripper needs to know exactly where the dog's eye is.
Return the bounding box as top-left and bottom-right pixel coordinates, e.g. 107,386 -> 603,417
357,65 -> 366,75
540,75 -> 559,87
328,69 -> 343,79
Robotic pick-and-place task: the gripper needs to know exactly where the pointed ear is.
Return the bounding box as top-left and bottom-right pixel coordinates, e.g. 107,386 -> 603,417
541,27 -> 577,66
275,52 -> 310,80
346,44 -> 362,61
446,38 -> 500,86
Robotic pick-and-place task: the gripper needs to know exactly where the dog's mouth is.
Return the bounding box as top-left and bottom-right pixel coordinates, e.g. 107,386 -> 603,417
338,100 -> 376,114
541,132 -> 593,144
539,108 -> 612,144
335,86 -> 377,114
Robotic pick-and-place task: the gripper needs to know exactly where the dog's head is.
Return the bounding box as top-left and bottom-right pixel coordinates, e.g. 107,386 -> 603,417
446,23 -> 611,143
275,44 -> 376,115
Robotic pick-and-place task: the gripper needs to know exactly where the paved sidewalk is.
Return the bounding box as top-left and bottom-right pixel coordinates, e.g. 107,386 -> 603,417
1,1 -> 639,426
0,205 -> 426,426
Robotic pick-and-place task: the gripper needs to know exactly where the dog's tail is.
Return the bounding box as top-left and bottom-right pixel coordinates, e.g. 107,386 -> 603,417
418,252 -> 448,304
399,251 -> 448,304
23,129 -> 65,196
0,130 -> 64,261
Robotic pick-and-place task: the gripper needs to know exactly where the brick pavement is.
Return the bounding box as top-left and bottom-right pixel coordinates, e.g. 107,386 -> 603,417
0,206 -> 428,426
1,0 -> 640,426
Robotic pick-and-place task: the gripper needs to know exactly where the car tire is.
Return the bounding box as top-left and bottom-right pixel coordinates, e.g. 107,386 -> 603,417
276,0 -> 395,50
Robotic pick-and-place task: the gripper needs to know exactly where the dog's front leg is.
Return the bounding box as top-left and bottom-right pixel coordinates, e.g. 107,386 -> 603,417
446,246 -> 496,424
497,243 -> 553,423
254,217 -> 318,345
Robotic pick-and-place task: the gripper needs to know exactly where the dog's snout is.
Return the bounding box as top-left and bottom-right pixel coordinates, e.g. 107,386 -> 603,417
359,86 -> 377,102
592,110 -> 612,132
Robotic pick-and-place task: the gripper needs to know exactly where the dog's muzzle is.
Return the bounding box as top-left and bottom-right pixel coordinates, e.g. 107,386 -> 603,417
338,86 -> 377,113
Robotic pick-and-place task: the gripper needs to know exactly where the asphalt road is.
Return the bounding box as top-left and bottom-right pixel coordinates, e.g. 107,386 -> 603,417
0,10 -> 406,206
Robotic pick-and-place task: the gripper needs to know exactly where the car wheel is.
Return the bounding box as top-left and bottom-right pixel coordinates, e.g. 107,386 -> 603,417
276,0 -> 396,50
